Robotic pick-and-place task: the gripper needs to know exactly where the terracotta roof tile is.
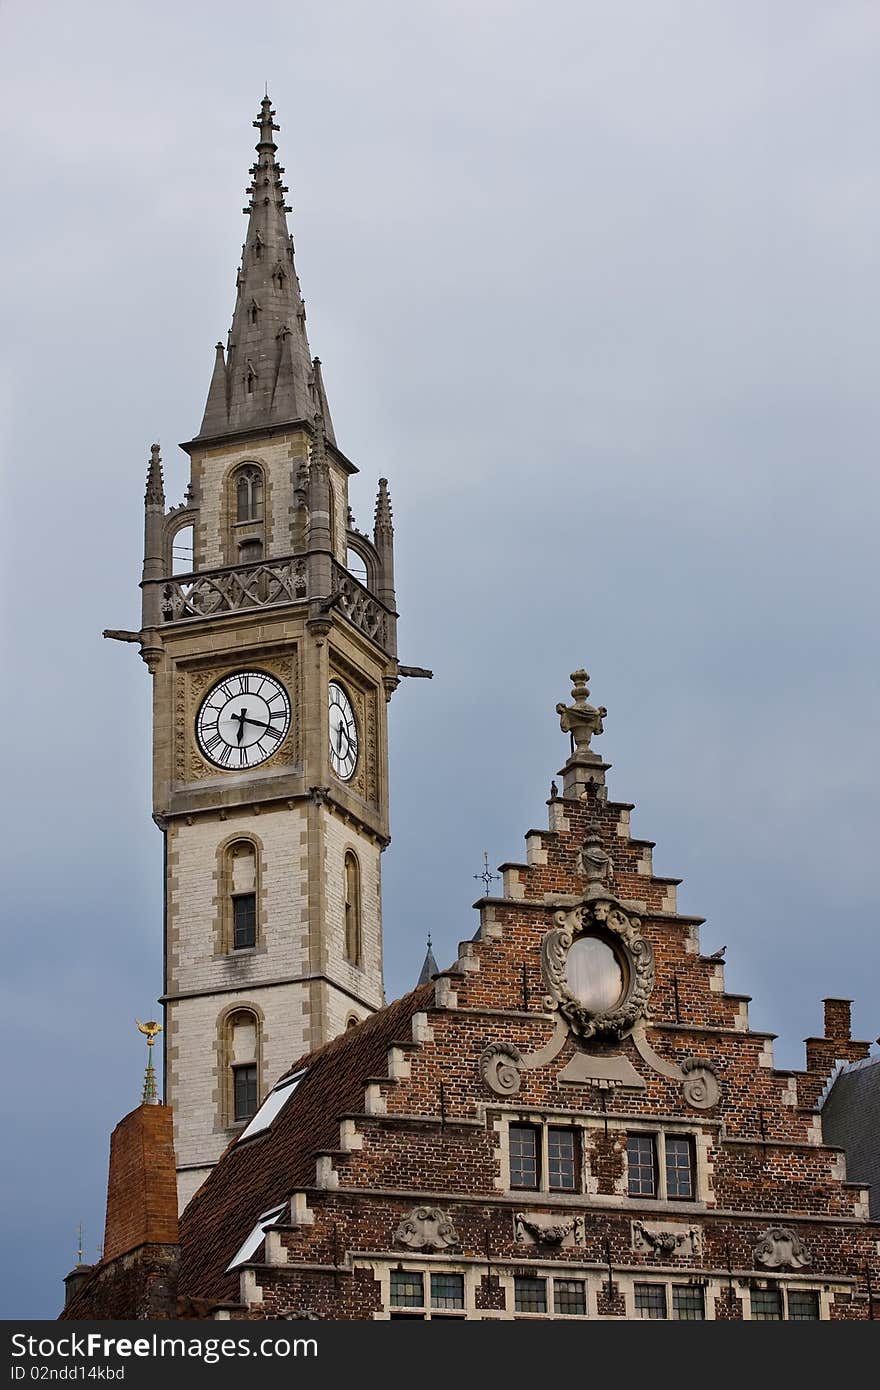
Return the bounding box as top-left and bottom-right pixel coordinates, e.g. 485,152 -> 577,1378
179,984 -> 434,1302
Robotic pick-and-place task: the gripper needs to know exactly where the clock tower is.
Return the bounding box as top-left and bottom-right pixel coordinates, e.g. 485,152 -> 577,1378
122,98 -> 401,1210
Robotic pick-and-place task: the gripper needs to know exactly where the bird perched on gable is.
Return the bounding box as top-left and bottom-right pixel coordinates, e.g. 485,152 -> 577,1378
707,946 -> 727,960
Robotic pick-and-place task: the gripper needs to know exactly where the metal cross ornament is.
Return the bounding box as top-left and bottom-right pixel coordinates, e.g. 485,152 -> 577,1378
474,851 -> 499,897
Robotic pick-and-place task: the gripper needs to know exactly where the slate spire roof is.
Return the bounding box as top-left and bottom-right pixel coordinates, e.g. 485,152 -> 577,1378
198,96 -> 334,444
417,934 -> 439,985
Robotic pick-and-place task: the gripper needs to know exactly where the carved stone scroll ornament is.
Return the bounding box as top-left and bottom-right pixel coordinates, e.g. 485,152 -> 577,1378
632,1220 -> 702,1259
479,1042 -> 524,1097
753,1227 -> 811,1270
631,1026 -> 722,1111
394,1206 -> 459,1251
541,900 -> 654,1044
515,1213 -> 586,1247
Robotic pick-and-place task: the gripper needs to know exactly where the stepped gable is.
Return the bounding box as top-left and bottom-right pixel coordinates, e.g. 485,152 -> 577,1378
172,671 -> 877,1319
179,985 -> 433,1302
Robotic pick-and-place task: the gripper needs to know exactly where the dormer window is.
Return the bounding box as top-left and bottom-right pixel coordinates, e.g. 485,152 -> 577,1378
249,299 -> 260,325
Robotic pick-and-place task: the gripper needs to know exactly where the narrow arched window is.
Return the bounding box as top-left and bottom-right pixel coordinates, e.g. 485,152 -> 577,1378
344,851 -> 361,965
227,840 -> 257,950
236,466 -> 264,522
171,523 -> 194,576
227,1009 -> 259,1123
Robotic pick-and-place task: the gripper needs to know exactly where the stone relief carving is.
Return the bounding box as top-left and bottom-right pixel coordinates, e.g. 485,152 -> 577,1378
515,1212 -> 586,1247
394,1206 -> 458,1251
630,1028 -> 722,1112
578,829 -> 614,886
679,1056 -> 721,1110
331,560 -> 389,650
632,1220 -> 702,1259
541,899 -> 654,1043
753,1227 -> 811,1270
479,1042 -> 523,1096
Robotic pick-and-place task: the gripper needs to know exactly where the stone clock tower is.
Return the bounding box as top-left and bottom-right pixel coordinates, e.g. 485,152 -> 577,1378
114,98 -> 402,1210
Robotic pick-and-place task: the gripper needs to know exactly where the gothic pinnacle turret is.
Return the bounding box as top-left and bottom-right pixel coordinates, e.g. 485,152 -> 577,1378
198,96 -> 331,442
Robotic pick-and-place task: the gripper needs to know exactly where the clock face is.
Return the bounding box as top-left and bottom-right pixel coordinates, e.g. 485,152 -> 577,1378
328,681 -> 358,781
196,670 -> 291,770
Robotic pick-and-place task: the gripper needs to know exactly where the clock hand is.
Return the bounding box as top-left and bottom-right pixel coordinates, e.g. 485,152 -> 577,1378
234,708 -> 247,744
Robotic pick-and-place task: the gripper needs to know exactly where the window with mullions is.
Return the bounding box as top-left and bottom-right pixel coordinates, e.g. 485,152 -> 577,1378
665,1136 -> 695,1200
514,1277 -> 547,1314
627,1134 -> 657,1197
553,1280 -> 586,1316
509,1125 -> 539,1190
750,1288 -> 783,1320
547,1128 -> 578,1191
635,1283 -> 667,1319
236,466 -> 264,523
672,1286 -> 705,1320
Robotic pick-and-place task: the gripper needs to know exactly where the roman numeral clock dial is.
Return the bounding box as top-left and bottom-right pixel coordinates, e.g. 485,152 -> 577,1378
328,681 -> 358,781
196,670 -> 291,770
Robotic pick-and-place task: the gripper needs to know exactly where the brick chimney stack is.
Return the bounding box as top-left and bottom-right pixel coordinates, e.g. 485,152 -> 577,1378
104,1103 -> 179,1260
822,998 -> 853,1043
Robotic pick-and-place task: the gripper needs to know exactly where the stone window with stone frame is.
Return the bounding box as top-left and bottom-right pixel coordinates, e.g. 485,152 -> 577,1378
634,1282 -> 707,1320
626,1130 -> 698,1202
228,463 -> 266,565
343,850 -> 362,966
508,1122 -> 581,1193
385,1269 -> 467,1320
749,1286 -> 820,1321
220,1007 -> 263,1128
220,839 -> 261,954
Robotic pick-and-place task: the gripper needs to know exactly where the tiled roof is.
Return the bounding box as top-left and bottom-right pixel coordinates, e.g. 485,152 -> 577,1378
821,1055 -> 880,1218
179,983 -> 434,1302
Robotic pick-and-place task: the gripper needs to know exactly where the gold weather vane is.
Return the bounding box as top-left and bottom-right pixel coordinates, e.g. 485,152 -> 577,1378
136,1019 -> 163,1103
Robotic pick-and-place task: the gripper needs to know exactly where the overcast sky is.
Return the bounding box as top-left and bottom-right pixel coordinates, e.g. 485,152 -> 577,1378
1,0 -> 878,1319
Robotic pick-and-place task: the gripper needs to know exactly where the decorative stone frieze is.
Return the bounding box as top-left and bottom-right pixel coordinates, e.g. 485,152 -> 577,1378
632,1220 -> 702,1259
514,1212 -> 586,1247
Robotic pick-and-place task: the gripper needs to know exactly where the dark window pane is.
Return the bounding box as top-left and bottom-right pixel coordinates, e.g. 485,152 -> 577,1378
627,1134 -> 657,1197
672,1286 -> 705,1320
553,1279 -> 586,1316
233,893 -> 257,949
787,1291 -> 820,1320
750,1289 -> 783,1320
390,1271 -> 424,1308
514,1277 -> 547,1314
548,1128 -> 577,1191
430,1274 -> 464,1310
509,1125 -> 539,1190
635,1283 -> 667,1319
233,1064 -> 258,1122
665,1136 -> 695,1200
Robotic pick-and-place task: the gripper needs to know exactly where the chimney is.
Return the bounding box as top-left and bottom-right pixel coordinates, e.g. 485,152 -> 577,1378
823,998 -> 853,1043
103,1103 -> 178,1261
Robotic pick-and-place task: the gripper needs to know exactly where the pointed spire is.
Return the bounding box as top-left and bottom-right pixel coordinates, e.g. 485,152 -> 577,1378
196,96 -> 325,441
136,1020 -> 162,1105
144,444 -> 165,506
417,935 -> 439,986
373,477 -> 393,537
311,357 -> 336,446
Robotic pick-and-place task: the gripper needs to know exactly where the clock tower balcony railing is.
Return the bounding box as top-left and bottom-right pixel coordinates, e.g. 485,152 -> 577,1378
154,553 -> 393,653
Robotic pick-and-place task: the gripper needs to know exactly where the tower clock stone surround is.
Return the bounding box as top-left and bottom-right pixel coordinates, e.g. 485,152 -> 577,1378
116,98 -> 401,1210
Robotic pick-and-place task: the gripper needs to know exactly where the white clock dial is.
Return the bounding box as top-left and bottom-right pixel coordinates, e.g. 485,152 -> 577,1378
196,670 -> 291,770
328,681 -> 358,781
